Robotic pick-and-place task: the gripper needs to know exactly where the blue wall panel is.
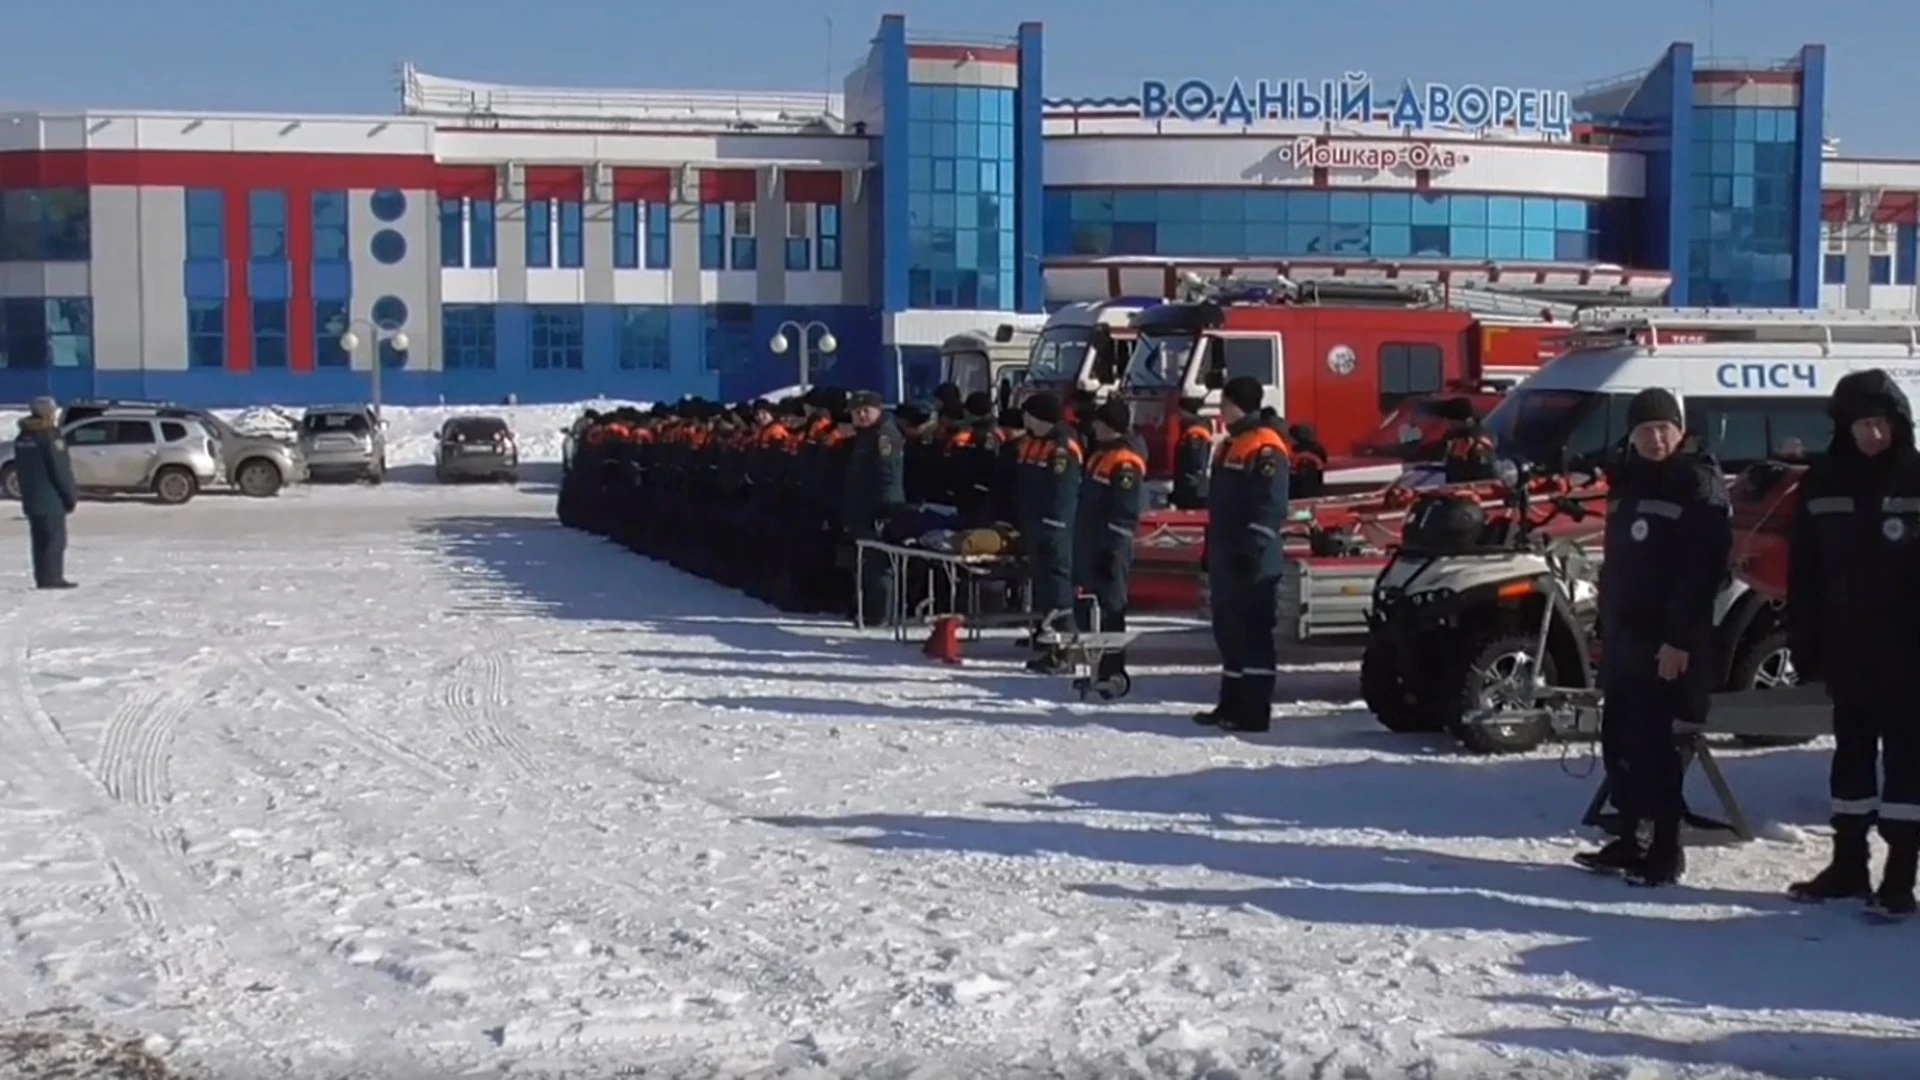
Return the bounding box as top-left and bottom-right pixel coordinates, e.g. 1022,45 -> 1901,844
1794,45 -> 1827,308
1015,21 -> 1045,313
1616,43 -> 1692,301
877,15 -> 910,315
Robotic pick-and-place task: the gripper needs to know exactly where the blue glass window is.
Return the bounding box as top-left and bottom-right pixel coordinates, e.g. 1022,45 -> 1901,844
1686,105 -> 1801,306
906,84 -> 1019,309
729,202 -> 757,270
700,203 -> 725,270
1042,188 -> 1599,263
617,306 -> 671,370
0,298 -> 92,369
0,189 -> 92,262
526,200 -> 552,268
645,201 -> 670,269
252,300 -> 288,368
370,229 -> 407,265
469,200 -> 497,268
185,189 -> 225,261
702,304 -> 754,372
556,201 -> 583,268
187,298 -> 225,368
816,203 -> 841,271
614,202 -> 639,269
437,197 -> 464,268
443,304 -> 495,370
41,299 -> 91,369
313,300 -> 350,367
1823,253 -> 1846,285
529,305 -> 584,369
313,190 -> 349,262
248,190 -> 287,260
785,199 -> 812,272
1898,224 -> 1918,286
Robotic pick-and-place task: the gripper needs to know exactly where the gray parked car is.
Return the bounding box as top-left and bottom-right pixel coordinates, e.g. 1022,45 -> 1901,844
434,415 -> 519,483
56,399 -> 306,497
299,404 -> 387,483
1,412 -> 221,505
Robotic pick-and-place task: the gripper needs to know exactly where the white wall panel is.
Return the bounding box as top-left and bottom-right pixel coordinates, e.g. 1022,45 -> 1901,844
1824,159 -> 1920,190
702,270 -> 758,303
441,269 -> 499,303
784,271 -> 843,306
435,130 -> 872,169
525,269 -> 587,304
907,59 -> 1018,88
610,271 -> 671,304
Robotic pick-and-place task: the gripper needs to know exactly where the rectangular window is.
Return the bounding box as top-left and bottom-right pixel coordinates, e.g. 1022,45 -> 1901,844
0,297 -> 47,367
34,189 -> 90,262
525,200 -> 552,268
187,298 -> 226,369
469,200 -> 497,268
314,300 -> 350,367
703,303 -> 754,371
1824,223 -> 1845,255
185,188 -> 224,261
1870,255 -> 1893,286
437,197 -> 465,268
700,203 -> 725,269
645,201 -> 671,268
617,306 -> 671,370
785,202 -> 812,271
45,299 -> 91,369
816,203 -> 842,271
556,200 -> 584,268
313,190 -> 349,262
1871,222 -> 1894,255
529,305 -> 585,370
728,202 -> 756,270
1823,253 -> 1847,285
1377,342 -> 1445,411
249,190 -> 288,260
252,299 -> 288,368
443,304 -> 496,370
613,202 -> 640,269
1898,225 -> 1918,286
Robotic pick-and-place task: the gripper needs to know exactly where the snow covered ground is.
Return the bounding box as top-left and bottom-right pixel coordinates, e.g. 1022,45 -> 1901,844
0,482 -> 1916,1079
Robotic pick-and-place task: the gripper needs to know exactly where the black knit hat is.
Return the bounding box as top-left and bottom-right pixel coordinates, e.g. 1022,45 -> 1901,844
1222,375 -> 1265,414
1023,392 -> 1063,424
1626,387 -> 1683,430
963,391 -> 993,417
1093,399 -> 1132,434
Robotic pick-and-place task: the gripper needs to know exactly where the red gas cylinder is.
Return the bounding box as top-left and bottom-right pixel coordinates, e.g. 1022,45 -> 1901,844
1728,462 -> 1807,600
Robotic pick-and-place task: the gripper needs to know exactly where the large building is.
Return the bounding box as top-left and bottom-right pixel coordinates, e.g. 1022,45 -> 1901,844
0,23 -> 1915,407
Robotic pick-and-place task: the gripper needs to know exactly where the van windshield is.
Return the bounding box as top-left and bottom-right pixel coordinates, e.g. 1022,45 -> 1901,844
1125,333 -> 1196,391
1027,327 -> 1093,383
1481,388 -> 1601,466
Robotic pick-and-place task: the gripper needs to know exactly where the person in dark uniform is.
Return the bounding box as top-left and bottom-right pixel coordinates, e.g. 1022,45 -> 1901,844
942,391 -> 1001,526
1287,423 -> 1329,499
1438,397 -> 1498,483
1576,388 -> 1729,888
1015,392 -> 1083,672
842,390 -> 905,627
1074,399 -> 1147,689
1172,397 -> 1214,510
1195,377 -> 1290,732
1786,369 -> 1920,918
13,397 -> 78,589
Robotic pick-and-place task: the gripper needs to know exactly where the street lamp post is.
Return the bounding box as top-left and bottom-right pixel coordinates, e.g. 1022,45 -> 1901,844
334,318 -> 410,418
768,320 -> 837,392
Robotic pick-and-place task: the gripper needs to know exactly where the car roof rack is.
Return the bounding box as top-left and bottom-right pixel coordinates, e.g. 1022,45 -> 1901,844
1566,306 -> 1920,354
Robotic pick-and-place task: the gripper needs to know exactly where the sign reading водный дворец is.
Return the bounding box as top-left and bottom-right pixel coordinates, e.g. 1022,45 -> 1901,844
1137,73 -> 1576,137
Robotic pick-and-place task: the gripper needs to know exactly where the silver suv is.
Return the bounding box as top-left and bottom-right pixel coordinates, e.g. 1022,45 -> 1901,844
298,405 -> 387,484
1,413 -> 221,505
58,399 -> 306,497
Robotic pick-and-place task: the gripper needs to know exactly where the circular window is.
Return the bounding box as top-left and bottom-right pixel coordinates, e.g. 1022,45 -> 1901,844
369,189 -> 407,222
370,229 -> 407,265
371,295 -> 409,330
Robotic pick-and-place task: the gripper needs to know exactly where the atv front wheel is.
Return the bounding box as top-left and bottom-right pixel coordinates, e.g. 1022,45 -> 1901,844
1450,632 -> 1556,755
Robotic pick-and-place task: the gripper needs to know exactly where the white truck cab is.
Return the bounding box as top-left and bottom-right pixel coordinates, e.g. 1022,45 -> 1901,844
1004,298 -> 1157,403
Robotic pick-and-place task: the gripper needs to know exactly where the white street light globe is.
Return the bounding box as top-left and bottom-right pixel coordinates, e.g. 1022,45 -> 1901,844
768,333 -> 790,355
390,331 -> 411,352
338,331 -> 361,352
817,331 -> 838,354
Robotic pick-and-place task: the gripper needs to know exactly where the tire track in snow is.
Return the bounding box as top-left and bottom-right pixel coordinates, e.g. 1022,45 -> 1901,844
440,642 -> 536,778
94,668 -> 211,810
226,649 -> 456,788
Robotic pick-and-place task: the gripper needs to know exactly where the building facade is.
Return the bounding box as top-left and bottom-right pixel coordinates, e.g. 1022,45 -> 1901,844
0,27 -> 1915,408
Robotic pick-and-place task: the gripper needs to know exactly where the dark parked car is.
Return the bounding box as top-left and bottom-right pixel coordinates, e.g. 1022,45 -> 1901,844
433,415 -> 519,483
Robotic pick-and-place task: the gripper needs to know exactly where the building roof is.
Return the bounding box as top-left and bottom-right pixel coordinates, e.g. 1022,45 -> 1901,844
399,63 -> 846,135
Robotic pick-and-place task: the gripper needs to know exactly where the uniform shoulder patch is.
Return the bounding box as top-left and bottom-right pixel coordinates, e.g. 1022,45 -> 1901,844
878,436 -> 894,456
1117,469 -> 1136,489
1052,448 -> 1071,474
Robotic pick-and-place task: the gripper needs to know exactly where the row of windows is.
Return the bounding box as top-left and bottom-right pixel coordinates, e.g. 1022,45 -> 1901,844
1557,392 -> 1831,473
1688,106 -> 1801,302
1055,189 -> 1595,231
906,85 -> 1019,125
614,202 -> 672,269
0,298 -> 92,369
440,304 -> 762,373
185,188 -> 360,264
433,196 -> 842,272
184,299 -> 394,369
1692,104 -> 1800,146
0,189 -> 90,263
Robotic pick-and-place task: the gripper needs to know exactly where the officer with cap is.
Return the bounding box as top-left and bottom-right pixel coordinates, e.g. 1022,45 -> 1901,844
1195,377 -> 1290,732
843,390 -> 905,626
1576,387 -> 1729,888
1786,369 -> 1920,918
1016,391 -> 1083,671
1074,399 -> 1147,690
12,396 -> 78,589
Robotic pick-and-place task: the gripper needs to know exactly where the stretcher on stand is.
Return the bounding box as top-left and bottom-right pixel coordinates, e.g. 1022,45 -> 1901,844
853,540 -> 1030,641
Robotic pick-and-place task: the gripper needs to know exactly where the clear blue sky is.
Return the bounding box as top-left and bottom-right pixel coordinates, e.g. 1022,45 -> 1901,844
2,0 -> 1910,157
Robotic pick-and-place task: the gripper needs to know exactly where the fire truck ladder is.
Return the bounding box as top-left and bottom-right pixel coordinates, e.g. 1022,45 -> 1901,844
1441,286 -> 1585,322
1568,306 -> 1920,354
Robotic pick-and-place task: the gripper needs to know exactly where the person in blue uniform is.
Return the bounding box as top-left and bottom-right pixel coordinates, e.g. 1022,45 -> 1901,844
1073,399 -> 1147,688
12,397 -> 78,590
1015,392 -> 1083,673
842,390 -> 905,627
1576,388 -> 1729,888
1786,369 -> 1920,918
1194,377 -> 1290,732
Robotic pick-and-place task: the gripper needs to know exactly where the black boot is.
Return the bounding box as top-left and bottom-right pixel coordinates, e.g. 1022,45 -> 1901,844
1870,827 -> 1919,919
1574,821 -> 1646,874
1787,817 -> 1874,903
1221,672 -> 1274,733
1193,677 -> 1238,726
1626,817 -> 1685,888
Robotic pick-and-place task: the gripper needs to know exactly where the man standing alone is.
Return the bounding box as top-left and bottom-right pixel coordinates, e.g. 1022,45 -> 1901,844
13,396 -> 78,589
